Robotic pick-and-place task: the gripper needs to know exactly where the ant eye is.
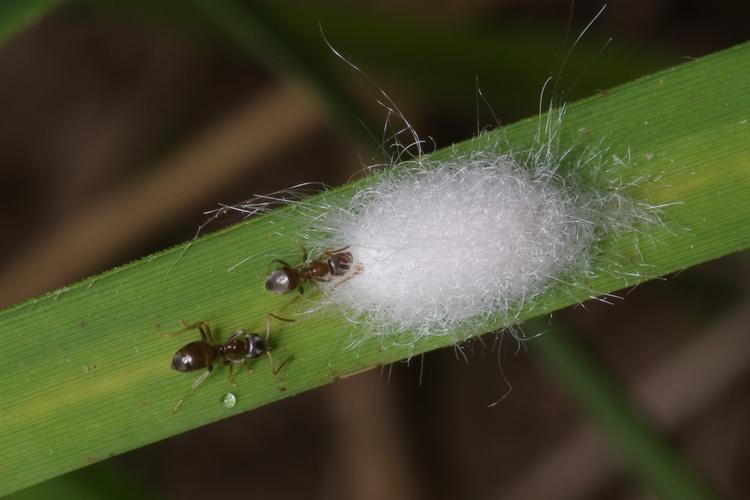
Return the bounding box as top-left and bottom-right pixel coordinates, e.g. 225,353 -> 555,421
265,270 -> 290,294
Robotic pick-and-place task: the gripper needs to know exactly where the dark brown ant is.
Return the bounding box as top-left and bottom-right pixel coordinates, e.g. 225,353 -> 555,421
265,246 -> 353,295
165,315 -> 291,414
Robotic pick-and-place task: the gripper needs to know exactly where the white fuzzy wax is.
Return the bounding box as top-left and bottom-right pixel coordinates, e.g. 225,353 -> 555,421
320,153 -> 597,336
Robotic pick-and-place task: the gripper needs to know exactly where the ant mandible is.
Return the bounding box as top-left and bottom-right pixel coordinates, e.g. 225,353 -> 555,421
165,313 -> 291,414
265,245 -> 353,295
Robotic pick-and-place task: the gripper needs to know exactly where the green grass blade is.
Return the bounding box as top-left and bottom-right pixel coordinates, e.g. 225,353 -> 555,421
0,0 -> 62,44
0,41 -> 749,496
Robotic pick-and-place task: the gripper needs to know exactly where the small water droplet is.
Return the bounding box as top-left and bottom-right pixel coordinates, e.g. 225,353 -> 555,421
222,392 -> 237,409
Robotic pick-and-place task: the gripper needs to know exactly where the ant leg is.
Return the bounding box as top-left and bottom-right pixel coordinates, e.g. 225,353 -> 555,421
196,322 -> 216,343
258,298 -> 298,376
171,368 -> 212,415
323,245 -> 351,256
267,258 -> 292,273
227,364 -> 238,388
225,328 -> 246,342
330,263 -> 363,290
264,313 -> 295,341
160,320 -> 211,339
266,351 -> 293,375
266,312 -> 296,333
265,295 -> 300,339
304,279 -> 329,299
293,241 -> 309,262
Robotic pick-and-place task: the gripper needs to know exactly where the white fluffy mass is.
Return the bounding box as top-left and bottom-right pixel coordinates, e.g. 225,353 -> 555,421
317,150 -> 598,336
303,110 -> 656,338
224,110 -> 656,340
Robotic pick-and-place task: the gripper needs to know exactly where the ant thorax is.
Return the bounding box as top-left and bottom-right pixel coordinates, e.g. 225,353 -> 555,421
219,332 -> 266,362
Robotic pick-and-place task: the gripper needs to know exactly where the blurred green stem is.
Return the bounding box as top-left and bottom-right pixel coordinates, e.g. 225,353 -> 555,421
6,462 -> 155,500
189,0 -> 379,145
0,0 -> 62,43
529,318 -> 720,500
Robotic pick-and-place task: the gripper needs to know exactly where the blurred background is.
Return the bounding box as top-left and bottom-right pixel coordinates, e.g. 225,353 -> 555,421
2,1 -> 750,499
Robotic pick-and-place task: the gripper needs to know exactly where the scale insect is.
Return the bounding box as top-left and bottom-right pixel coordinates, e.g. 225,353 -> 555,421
165,315 -> 292,414
265,246 -> 354,295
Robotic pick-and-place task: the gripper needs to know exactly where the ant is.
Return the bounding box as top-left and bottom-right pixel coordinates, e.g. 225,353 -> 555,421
165,314 -> 291,414
265,245 -> 354,295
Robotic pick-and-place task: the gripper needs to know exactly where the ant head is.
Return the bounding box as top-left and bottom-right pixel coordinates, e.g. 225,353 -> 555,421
171,341 -> 206,372
246,334 -> 267,358
265,269 -> 292,294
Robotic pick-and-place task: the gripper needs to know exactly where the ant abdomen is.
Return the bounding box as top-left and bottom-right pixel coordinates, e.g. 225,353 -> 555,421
171,340 -> 213,372
265,267 -> 297,294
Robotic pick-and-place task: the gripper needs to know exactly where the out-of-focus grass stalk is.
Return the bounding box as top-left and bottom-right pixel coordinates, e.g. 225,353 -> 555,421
530,318 -> 720,500
0,0 -> 62,41
188,0 -> 380,145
